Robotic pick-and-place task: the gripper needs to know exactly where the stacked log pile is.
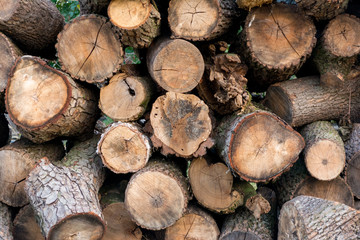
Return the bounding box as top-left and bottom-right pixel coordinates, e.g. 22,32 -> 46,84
0,0 -> 359,239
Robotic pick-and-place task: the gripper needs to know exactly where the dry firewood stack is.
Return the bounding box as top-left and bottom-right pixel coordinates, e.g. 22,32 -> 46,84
1,0 -> 360,239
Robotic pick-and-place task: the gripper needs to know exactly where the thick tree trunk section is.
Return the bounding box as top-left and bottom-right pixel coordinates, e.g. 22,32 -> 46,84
188,157 -> 244,214
0,114 -> 9,148
264,76 -> 360,127
150,92 -> 213,158
239,3 -> 316,91
345,123 -> 360,161
345,151 -> 360,199
125,160 -> 190,230
56,15 -> 123,84
0,139 -> 64,207
99,72 -> 153,122
295,0 -> 350,21
168,0 -> 239,41
25,136 -> 106,240
6,56 -> 99,143
147,37 -> 204,93
301,121 -> 345,181
197,54 -> 251,115
97,122 -> 152,174
215,110 -> 304,182
13,205 -> 44,240
165,205 -> 220,240
236,0 -> 272,10
278,196 -> 360,240
78,0 -> 111,15
0,202 -> 13,240
0,0 -> 64,54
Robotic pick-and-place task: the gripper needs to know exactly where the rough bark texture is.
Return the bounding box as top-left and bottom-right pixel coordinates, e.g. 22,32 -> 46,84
25,136 -> 106,239
0,202 -> 13,240
345,123 -> 360,161
215,110 -> 305,182
236,0 -> 272,10
6,56 -> 99,143
0,0 -> 64,54
125,160 -> 190,230
345,151 -> 360,198
13,205 -> 44,240
295,0 -> 350,21
0,139 -> 64,207
264,76 -> 360,127
278,196 -> 360,240
79,0 -> 111,15
168,0 -> 240,41
56,15 -> 123,84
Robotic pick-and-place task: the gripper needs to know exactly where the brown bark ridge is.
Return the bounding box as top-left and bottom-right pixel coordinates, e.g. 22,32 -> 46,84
99,72 -> 154,122
301,121 -> 345,181
168,0 -> 240,41
215,110 -> 305,182
125,159 -> 190,230
313,14 -> 360,88
345,151 -> 360,199
278,196 -> 360,240
6,56 -> 99,143
0,139 -> 64,207
0,202 -> 13,240
295,0 -> 350,21
345,123 -> 360,161
25,136 -> 106,240
240,182 -> 272,219
239,3 -> 316,91
0,0 -> 64,54
13,205 -> 44,240
150,92 -> 213,158
108,0 -> 161,49
147,37 -> 204,93
264,76 -> 360,127
56,15 -> 123,84
236,0 -> 272,10
0,113 -> 9,148
197,53 -> 251,115
164,205 -> 220,240
97,121 -> 152,174
79,0 -> 111,15
188,157 -> 244,214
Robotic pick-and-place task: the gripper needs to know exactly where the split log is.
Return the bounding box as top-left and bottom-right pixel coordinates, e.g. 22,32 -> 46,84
150,92 -> 213,158
215,110 -> 304,182
13,205 -> 44,240
108,0 -> 161,49
295,0 -> 350,21
79,0 -> 111,15
264,76 -> 360,127
240,3 -> 316,91
0,202 -> 13,240
97,122 -> 152,174
56,15 -> 123,84
6,56 -> 99,143
236,0 -> 272,10
301,121 -> 345,181
0,139 -> 64,207
197,53 -> 251,115
345,123 -> 360,161
25,136 -> 106,240
188,157 -> 243,214
164,205 -> 220,240
0,0 -> 64,54
168,0 -> 239,41
278,196 -> 360,240
125,160 -> 190,230
147,37 -> 204,93
99,72 -> 154,122
0,113 -> 9,147
345,151 -> 360,199
313,14 -> 360,88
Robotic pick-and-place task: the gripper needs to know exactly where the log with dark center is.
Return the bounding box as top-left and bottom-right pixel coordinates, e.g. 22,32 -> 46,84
295,0 -> 350,21
13,205 -> 44,240
0,202 -> 13,240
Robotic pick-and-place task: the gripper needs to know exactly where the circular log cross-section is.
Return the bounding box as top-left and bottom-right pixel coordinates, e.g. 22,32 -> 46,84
345,151 -> 360,199
56,15 -> 123,84
147,38 -> 204,93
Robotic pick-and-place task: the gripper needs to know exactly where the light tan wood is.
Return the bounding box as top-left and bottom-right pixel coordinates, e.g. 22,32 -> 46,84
0,1 -> 17,21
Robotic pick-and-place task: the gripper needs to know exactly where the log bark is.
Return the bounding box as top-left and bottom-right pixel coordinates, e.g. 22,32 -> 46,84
295,0 -> 350,21
240,182 -> 272,219
0,139 -> 64,207
56,15 -> 123,84
97,122 -> 152,174
301,121 -> 345,181
13,205 -> 44,240
164,205 -> 220,240
168,0 -> 239,41
278,196 -> 360,240
345,123 -> 360,161
345,151 -> 360,199
147,37 -> 204,93
0,0 -> 64,54
188,157 -> 244,214
236,0 -> 272,10
25,136 -> 106,240
0,202 -> 13,240
125,160 -> 190,230
78,0 -> 111,15
264,76 -> 360,127
215,110 -> 305,182
150,92 -> 213,158
6,56 -> 99,143
239,3 -> 316,91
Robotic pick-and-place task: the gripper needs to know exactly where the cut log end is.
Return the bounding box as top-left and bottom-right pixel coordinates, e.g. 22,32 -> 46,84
0,1 -> 17,21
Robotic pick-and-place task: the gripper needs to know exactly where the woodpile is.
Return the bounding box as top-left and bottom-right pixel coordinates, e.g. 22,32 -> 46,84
0,0 -> 359,239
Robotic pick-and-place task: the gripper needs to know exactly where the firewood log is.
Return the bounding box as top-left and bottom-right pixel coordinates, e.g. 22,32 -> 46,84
345,151 -> 360,199
0,202 -> 13,240
345,123 -> 360,161
13,205 -> 44,240
236,0 -> 272,10
295,0 -> 350,21
79,0 -> 111,15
